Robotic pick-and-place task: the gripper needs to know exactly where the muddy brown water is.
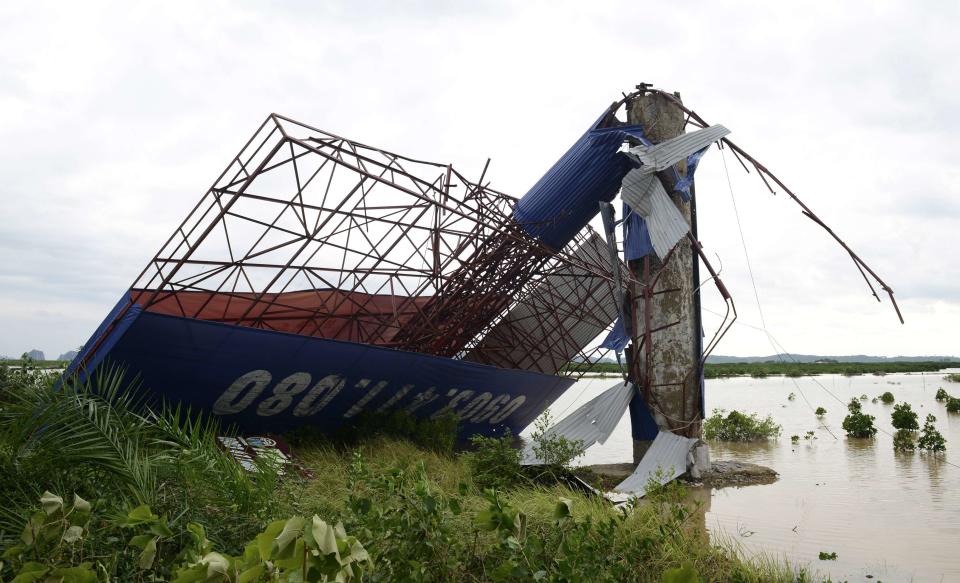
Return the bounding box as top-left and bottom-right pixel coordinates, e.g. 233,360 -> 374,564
524,371 -> 960,582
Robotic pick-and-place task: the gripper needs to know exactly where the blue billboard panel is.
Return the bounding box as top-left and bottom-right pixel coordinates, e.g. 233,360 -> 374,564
98,311 -> 574,440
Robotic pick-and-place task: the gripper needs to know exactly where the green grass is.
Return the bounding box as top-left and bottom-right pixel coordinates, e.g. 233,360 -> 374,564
0,364 -> 819,581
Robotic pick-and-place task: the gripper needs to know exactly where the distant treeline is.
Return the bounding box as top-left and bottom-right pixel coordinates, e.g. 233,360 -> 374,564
0,359 -> 69,369
565,361 -> 956,379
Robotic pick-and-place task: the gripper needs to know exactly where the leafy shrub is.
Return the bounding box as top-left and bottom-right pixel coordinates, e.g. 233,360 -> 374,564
790,435 -> 799,443
936,387 -> 950,401
529,410 -> 585,468
893,429 -> 915,452
945,373 -> 960,383
842,399 -> 877,438
787,392 -> 796,401
815,407 -> 827,417
804,431 -> 816,440
703,409 -> 782,441
0,366 -> 278,560
880,391 -> 895,404
918,414 -> 947,452
947,397 -> 960,413
818,551 -> 838,561
0,492 -> 97,582
1,493 -> 372,582
466,431 -> 523,490
891,402 -> 919,431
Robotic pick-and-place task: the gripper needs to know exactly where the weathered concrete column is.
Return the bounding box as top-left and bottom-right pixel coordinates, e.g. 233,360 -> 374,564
627,91 -> 703,463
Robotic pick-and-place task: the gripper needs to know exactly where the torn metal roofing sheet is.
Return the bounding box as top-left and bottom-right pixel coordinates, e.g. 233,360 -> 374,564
613,431 -> 696,496
621,173 -> 690,259
628,125 -> 729,172
522,381 -> 635,465
619,124 -> 730,260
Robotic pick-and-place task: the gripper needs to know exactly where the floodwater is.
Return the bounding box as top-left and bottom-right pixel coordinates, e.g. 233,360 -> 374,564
527,371 -> 960,582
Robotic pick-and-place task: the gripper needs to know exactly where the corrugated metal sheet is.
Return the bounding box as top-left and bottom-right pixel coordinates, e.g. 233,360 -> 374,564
621,173 -> 690,259
512,109 -> 648,251
522,381 -> 635,465
628,125 -> 729,171
619,124 -> 730,260
464,232 -> 624,375
613,431 -> 696,496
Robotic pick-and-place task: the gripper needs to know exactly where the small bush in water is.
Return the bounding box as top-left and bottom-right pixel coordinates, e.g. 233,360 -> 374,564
815,406 -> 827,417
945,373 -> 960,383
703,409 -> 782,441
893,429 -> 915,452
842,398 -> 877,438
880,391 -> 895,404
947,397 -> 960,413
891,402 -> 919,431
818,551 -> 838,561
918,414 -> 947,452
936,387 -> 950,401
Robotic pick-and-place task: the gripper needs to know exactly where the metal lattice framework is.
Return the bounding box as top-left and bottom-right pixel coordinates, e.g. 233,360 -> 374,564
131,114 -> 623,377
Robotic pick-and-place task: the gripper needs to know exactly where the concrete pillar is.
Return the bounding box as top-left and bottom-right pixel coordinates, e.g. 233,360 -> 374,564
627,91 -> 703,463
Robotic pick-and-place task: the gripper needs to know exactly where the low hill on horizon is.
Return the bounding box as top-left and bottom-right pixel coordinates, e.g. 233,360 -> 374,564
706,354 -> 960,364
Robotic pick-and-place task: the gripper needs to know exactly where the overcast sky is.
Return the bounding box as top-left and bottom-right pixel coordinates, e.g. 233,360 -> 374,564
1,1 -> 957,359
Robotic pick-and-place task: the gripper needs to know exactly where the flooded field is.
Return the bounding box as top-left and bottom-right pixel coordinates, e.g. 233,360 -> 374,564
528,371 -> 960,582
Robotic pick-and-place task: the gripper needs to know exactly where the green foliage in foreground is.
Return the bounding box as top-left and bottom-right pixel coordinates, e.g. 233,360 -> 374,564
703,409 -> 782,441
0,365 -> 813,582
936,388 -> 950,401
841,399 -> 877,438
880,391 -> 895,404
466,431 -> 524,491
2,493 -> 372,582
529,409 -> 586,468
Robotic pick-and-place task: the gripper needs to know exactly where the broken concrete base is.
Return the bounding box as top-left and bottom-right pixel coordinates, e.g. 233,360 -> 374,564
583,459 -> 778,492
688,460 -> 779,488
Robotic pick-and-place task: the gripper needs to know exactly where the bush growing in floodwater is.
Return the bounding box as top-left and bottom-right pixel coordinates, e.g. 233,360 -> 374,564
893,429 -> 915,452
891,402 -> 919,431
842,398 -> 877,438
947,397 -> 960,413
918,414 -> 947,452
936,387 -> 950,401
945,373 -> 960,383
815,406 -> 827,417
880,391 -> 895,404
703,409 -> 782,441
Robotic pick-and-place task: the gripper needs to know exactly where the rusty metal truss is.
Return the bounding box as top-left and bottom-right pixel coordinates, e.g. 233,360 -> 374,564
130,114 -> 624,377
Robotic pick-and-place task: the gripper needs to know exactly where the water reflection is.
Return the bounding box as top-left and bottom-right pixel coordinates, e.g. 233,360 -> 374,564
536,371 -> 960,582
